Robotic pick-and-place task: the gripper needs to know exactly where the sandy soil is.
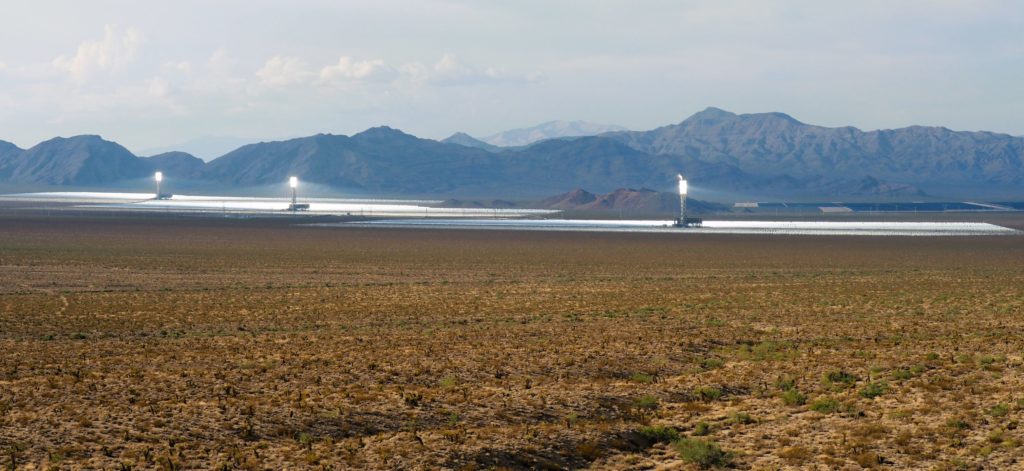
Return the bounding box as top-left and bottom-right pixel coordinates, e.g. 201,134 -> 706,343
1,213 -> 1023,469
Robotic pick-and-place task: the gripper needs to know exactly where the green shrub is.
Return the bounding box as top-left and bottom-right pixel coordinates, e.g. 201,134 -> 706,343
700,358 -> 724,370
735,340 -> 796,361
672,438 -> 732,468
438,376 -> 457,388
781,389 -> 806,406
811,397 -> 843,414
859,382 -> 888,399
694,386 -> 723,402
822,370 -> 858,388
692,422 -> 712,436
988,403 -> 1010,417
634,395 -> 659,411
638,425 -> 679,443
630,372 -> 655,383
775,375 -> 797,391
730,412 -> 754,425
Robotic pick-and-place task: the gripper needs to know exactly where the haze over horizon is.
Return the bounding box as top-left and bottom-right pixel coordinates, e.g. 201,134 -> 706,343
1,1 -> 1022,153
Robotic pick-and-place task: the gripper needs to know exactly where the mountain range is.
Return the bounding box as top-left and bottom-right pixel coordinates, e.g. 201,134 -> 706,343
1,108 -> 1022,200
477,120 -> 628,147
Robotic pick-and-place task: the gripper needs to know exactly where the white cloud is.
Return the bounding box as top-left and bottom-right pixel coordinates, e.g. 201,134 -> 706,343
256,56 -> 313,87
162,61 -> 192,74
319,56 -> 397,83
52,25 -> 143,80
402,54 -> 540,86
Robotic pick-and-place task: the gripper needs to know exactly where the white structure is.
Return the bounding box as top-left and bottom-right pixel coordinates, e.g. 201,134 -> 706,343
678,173 -> 687,222
289,176 -> 298,208
287,176 -> 310,211
154,171 -> 164,199
674,173 -> 701,227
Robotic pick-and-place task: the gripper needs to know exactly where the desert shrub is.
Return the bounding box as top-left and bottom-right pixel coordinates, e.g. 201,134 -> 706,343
775,375 -> 797,391
438,376 -> 457,388
692,422 -> 712,436
706,317 -> 726,327
781,389 -> 806,406
987,403 -> 1010,417
630,372 -> 655,383
634,395 -> 659,411
822,370 -> 858,388
638,425 -> 680,443
859,382 -> 888,399
672,438 -> 732,468
946,418 -> 970,430
734,340 -> 795,361
811,397 -> 842,414
700,358 -> 724,370
694,386 -> 723,402
730,412 -> 754,425
894,363 -> 929,380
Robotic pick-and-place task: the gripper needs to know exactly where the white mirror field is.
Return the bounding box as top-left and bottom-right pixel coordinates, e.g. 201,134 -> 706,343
2,191 -> 1017,236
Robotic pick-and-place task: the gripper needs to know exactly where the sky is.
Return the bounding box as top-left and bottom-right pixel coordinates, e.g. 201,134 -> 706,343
1,0 -> 1022,156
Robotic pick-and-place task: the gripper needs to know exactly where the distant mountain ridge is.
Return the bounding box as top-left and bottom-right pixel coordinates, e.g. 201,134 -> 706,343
480,120 -> 628,147
441,132 -> 502,152
0,136 -> 149,185
603,107 -> 1024,195
0,108 -> 1021,199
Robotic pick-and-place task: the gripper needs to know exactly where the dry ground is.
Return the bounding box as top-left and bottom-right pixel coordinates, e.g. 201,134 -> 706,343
1,213 -> 1023,470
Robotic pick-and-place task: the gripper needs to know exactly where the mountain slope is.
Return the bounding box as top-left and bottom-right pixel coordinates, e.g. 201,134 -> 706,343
482,120 -> 628,146
204,127 -> 502,194
604,107 -> 1024,193
143,152 -> 206,179
0,140 -> 24,178
441,132 -> 501,152
139,136 -> 261,161
0,136 -> 150,185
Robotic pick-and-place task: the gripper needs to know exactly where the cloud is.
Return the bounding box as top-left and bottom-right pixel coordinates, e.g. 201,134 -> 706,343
319,56 -> 397,83
162,61 -> 192,74
52,25 -> 143,80
256,56 -> 314,87
402,54 -> 540,86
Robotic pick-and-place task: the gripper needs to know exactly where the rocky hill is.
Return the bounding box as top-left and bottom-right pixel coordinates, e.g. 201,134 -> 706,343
0,135 -> 150,185
0,109 -> 1020,199
604,107 -> 1023,195
143,152 -> 206,179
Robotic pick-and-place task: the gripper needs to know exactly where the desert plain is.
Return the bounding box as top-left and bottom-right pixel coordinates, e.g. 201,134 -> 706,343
1,213 -> 1023,469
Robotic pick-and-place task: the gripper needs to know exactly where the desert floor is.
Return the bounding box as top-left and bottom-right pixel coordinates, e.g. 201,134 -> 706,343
1,213 -> 1023,469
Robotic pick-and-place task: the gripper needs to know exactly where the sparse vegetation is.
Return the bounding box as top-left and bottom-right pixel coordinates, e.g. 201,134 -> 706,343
860,381 -> 889,399
672,438 -> 732,468
811,397 -> 843,414
638,425 -> 679,443
780,389 -> 806,406
1,213 -> 1022,469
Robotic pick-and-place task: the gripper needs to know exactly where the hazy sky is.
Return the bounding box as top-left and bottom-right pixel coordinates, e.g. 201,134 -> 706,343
1,0 -> 1022,154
